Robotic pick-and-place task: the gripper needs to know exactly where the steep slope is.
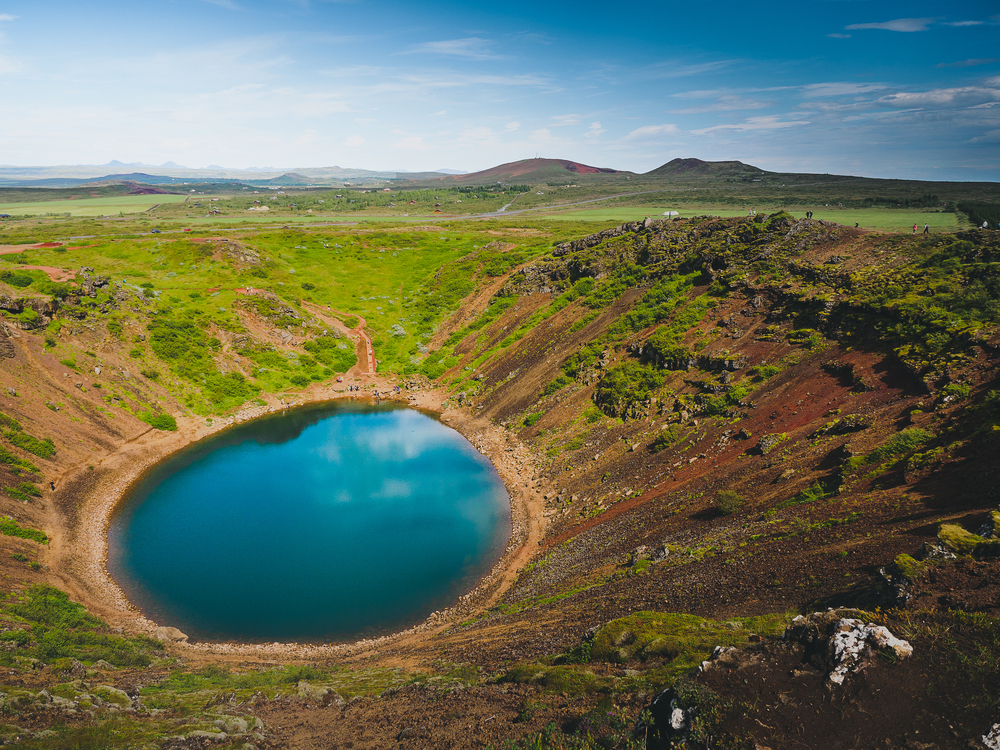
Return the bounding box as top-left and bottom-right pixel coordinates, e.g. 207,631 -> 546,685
1,214 -> 1000,748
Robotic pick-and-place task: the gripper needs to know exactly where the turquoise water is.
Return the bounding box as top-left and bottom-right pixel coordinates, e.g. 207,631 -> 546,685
107,403 -> 510,643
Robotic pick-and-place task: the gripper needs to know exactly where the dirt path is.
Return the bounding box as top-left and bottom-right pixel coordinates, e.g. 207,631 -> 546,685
322,307 -> 375,374
300,301 -> 374,374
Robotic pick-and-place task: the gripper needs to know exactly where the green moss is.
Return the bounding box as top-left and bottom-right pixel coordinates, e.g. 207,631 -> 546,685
500,664 -> 606,695
893,553 -> 927,582
938,524 -> 981,555
587,611 -> 789,673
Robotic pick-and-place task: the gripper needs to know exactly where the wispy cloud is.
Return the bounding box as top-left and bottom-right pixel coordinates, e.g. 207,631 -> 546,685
0,13 -> 16,22
693,116 -> 810,134
971,129 -> 1000,144
343,136 -> 364,147
827,33 -> 851,39
874,84 -> 1000,109
845,18 -> 936,33
505,121 -> 520,132
937,58 -> 998,68
585,122 -> 606,139
549,114 -> 580,127
943,21 -> 984,27
623,124 -> 680,140
402,37 -> 500,60
670,95 -> 772,114
802,82 -> 888,97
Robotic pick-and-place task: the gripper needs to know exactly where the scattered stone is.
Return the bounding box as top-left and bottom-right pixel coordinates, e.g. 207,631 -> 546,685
154,626 -> 189,643
983,723 -> 1000,750
783,611 -> 912,686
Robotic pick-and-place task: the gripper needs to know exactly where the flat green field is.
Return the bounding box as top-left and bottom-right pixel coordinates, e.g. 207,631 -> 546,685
545,205 -> 960,230
0,194 -> 189,217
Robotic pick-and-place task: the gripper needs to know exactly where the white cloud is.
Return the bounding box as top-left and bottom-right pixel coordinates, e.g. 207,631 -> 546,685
549,114 -> 580,127
943,21 -> 984,27
693,116 -> 810,134
344,136 -> 364,147
623,124 -> 680,140
802,82 -> 888,97
433,110 -> 447,116
874,85 -> 1000,109
0,13 -> 16,21
505,121 -> 520,131
937,58 -> 998,68
971,129 -> 1000,144
845,18 -> 936,33
585,122 -> 606,139
293,129 -> 318,145
403,37 -> 499,60
670,95 -> 772,114
827,33 -> 851,39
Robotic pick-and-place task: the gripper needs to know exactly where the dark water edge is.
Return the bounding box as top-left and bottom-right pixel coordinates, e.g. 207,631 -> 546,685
107,401 -> 511,644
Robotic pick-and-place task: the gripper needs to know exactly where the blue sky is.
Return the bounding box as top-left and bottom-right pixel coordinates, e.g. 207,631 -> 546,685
0,0 -> 997,180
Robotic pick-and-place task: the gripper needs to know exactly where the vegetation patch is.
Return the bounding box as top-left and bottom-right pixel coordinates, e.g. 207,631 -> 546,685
0,517 -> 48,543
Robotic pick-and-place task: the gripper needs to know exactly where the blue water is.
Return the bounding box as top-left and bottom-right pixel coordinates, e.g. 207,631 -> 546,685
107,403 -> 510,643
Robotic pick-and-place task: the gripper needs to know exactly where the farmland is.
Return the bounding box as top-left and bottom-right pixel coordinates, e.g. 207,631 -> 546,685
0,193 -> 188,217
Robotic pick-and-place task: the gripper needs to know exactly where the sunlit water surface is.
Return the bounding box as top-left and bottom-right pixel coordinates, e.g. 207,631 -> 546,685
108,403 -> 510,643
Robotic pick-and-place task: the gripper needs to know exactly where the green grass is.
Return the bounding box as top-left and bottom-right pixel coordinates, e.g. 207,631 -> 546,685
0,194 -> 188,217
546,205 -> 958,230
0,517 -> 48,543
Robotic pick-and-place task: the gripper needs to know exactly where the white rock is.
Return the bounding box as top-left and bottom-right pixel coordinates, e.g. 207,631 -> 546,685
982,723 -> 1000,750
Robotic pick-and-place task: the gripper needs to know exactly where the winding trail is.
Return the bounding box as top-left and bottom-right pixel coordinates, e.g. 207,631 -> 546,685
301,301 -> 375,374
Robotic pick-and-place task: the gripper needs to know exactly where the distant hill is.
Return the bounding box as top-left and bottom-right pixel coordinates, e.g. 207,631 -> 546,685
645,158 -> 770,179
409,158 -> 626,186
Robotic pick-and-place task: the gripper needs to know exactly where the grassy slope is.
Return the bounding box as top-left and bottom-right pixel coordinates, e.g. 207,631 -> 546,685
0,197 -> 1000,747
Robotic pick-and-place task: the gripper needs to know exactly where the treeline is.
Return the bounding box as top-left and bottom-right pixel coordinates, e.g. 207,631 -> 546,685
958,202 -> 1000,228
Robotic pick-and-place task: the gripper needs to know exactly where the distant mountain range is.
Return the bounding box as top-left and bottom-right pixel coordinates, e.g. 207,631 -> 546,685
2,156 -> 974,190
0,162 -> 460,188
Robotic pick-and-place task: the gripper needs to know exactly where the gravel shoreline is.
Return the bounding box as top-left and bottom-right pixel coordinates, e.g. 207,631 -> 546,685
61,377 -> 544,660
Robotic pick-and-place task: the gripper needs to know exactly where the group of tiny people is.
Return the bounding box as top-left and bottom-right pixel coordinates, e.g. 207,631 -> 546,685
338,381 -> 404,401
912,224 -> 931,234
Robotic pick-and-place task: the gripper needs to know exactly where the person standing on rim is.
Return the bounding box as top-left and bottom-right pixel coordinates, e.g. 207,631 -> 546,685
923,223 -> 930,234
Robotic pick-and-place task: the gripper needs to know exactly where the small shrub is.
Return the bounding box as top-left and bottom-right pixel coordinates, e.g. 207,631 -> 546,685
649,424 -> 690,453
140,412 -> 177,431
541,374 -> 572,397
715,490 -> 743,516
523,412 -> 543,427
0,517 -> 48,544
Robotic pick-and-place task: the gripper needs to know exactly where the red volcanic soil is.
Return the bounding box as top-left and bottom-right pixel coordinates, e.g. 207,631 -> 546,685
21,266 -> 76,282
564,161 -> 615,174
